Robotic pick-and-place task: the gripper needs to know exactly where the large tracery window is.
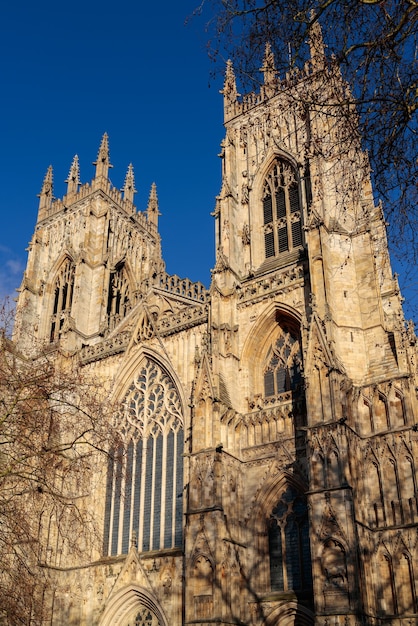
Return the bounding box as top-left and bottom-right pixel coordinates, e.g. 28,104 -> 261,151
264,324 -> 303,398
104,358 -> 184,556
263,161 -> 303,259
107,262 -> 131,329
50,259 -> 75,342
268,485 -> 313,595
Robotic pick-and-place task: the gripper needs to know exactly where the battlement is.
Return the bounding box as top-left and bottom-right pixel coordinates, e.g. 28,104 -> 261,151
224,68 -> 305,122
37,180 -> 157,237
154,272 -> 208,302
222,25 -> 332,124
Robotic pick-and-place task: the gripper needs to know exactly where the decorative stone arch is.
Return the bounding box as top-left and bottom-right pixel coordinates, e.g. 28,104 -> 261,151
323,435 -> 342,488
190,552 -> 215,596
383,453 -> 401,524
264,600 -> 314,626
319,537 -> 350,611
375,547 -> 397,616
362,451 -> 385,527
45,252 -> 76,304
252,149 -> 301,204
357,392 -> 373,434
184,548 -> 216,621
373,389 -> 390,431
311,446 -> 326,490
394,549 -> 417,614
390,386 -> 407,427
113,346 -> 187,413
241,302 -> 303,399
397,449 -> 417,520
251,469 -> 308,521
99,585 -> 169,626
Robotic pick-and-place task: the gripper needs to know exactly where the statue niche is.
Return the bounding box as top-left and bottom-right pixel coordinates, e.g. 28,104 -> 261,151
322,539 -> 350,610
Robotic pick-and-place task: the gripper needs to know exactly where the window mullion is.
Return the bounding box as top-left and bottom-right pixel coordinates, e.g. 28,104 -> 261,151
281,523 -> 288,590
160,431 -> 168,548
138,435 -> 148,551
286,187 -> 292,251
129,443 -> 137,548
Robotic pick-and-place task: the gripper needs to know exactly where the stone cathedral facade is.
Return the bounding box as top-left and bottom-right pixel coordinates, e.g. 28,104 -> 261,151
13,31 -> 418,626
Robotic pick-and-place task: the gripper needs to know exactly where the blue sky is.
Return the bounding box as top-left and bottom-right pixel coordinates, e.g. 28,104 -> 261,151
0,0 -> 222,301
0,1 -> 416,322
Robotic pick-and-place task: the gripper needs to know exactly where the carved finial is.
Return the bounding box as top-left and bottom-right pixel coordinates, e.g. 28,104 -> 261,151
407,319 -> 416,346
93,132 -> 113,179
65,155 -> 80,195
37,165 -> 54,212
309,16 -> 326,68
260,42 -> 277,96
221,60 -> 239,108
122,163 -> 136,204
147,183 -> 160,228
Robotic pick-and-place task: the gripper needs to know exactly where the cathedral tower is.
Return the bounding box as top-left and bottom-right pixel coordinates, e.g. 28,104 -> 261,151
11,32 -> 418,626
14,134 -> 164,352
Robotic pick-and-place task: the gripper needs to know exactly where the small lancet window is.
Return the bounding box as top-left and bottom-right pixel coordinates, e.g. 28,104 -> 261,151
262,161 -> 303,259
50,259 -> 75,342
268,485 -> 313,594
107,262 -> 131,329
264,324 -> 303,398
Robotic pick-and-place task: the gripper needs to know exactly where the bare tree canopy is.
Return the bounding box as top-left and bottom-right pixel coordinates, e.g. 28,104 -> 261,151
0,303 -> 117,624
195,0 -> 417,257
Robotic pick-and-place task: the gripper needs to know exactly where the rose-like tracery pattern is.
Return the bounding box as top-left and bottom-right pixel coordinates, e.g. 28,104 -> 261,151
122,359 -> 183,440
104,358 -> 184,555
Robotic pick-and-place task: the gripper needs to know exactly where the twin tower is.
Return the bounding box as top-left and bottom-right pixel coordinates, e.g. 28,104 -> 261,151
14,32 -> 418,626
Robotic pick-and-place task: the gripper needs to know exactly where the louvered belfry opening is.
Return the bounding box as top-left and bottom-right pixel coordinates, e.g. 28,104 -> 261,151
103,358 -> 184,556
263,160 -> 303,259
107,262 -> 131,330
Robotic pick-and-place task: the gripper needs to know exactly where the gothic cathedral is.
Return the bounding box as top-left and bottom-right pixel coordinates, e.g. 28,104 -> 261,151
13,30 -> 418,626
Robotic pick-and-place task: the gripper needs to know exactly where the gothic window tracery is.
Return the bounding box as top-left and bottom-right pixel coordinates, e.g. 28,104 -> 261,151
107,262 -> 131,329
103,358 -> 184,556
50,259 -> 75,342
262,160 -> 303,259
268,485 -> 313,595
126,606 -> 161,626
263,324 -> 302,398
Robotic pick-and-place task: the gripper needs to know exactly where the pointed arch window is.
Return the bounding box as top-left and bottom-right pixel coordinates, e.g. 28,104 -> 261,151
263,161 -> 303,259
264,324 -> 302,398
268,485 -> 313,595
107,262 -> 131,329
103,358 -> 184,556
50,259 -> 75,342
